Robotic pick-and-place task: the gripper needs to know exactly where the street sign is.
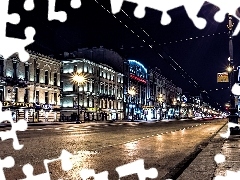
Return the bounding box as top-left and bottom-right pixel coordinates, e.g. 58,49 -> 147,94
217,72 -> 229,82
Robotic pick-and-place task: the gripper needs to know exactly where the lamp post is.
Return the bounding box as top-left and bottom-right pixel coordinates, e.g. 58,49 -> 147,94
71,72 -> 86,123
173,98 -> 177,119
227,14 -> 236,109
157,94 -> 163,120
128,86 -> 136,121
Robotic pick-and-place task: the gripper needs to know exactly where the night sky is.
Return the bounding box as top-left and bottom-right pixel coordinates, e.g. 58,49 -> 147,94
7,0 -> 240,110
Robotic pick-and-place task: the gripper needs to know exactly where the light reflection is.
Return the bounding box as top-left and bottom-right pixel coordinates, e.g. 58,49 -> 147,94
156,135 -> 163,141
67,150 -> 99,178
124,141 -> 139,156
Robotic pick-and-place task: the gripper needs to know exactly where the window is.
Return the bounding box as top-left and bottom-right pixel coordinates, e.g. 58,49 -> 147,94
0,90 -> 3,102
54,93 -> 57,105
36,91 -> 39,103
25,65 -> 29,81
54,73 -> 57,86
105,85 -> 108,94
109,101 -> 111,109
14,88 -> 18,102
87,98 -> 89,107
87,82 -> 90,91
60,81 -> 63,90
24,89 -> 29,103
100,84 -> 104,94
13,62 -> 17,79
36,69 -> 40,83
45,92 -> 49,104
104,100 -> 107,109
45,71 -> 49,85
0,60 -> 4,76
73,83 -> 76,92
74,65 -> 77,72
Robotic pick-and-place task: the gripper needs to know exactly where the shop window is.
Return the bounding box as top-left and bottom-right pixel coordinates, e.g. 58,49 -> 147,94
36,69 -> 40,83
45,71 -> 49,85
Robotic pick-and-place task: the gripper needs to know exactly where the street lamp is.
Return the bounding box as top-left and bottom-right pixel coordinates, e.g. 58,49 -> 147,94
226,65 -> 233,73
71,72 -> 86,123
157,94 -> 163,120
127,86 -> 136,121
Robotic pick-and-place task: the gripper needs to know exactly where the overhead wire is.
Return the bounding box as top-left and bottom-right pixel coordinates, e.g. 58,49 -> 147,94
94,0 -> 224,109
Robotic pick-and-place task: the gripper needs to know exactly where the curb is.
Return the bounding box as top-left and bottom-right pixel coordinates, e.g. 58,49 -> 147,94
177,120 -> 228,180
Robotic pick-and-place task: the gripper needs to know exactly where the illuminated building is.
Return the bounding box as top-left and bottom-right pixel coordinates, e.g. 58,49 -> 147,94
60,58 -> 124,121
147,68 -> 182,120
0,51 -> 61,122
124,60 -> 148,120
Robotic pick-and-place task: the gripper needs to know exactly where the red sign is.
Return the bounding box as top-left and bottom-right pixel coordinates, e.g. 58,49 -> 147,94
130,74 -> 147,84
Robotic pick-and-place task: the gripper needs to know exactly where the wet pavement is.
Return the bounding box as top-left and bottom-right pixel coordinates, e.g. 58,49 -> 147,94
0,119 -> 228,179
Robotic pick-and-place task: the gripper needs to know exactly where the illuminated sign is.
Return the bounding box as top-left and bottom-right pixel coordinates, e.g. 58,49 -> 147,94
142,106 -> 154,109
217,72 -> 228,82
42,104 -> 52,109
87,107 -> 99,111
130,74 -> 147,84
3,101 -> 34,107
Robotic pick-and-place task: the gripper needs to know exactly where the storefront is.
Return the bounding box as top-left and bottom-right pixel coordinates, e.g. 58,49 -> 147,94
142,106 -> 155,120
35,103 -> 61,122
2,101 -> 35,122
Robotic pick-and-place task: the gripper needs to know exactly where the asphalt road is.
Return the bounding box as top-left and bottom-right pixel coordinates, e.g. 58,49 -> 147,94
0,119 -> 227,180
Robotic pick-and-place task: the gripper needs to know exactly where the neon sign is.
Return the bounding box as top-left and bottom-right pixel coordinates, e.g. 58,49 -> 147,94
130,74 -> 147,84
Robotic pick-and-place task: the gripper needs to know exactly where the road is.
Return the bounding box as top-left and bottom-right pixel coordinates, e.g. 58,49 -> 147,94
1,119 -> 227,180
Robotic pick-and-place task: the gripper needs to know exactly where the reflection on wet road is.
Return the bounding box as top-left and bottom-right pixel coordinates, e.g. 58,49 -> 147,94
1,119 -> 227,179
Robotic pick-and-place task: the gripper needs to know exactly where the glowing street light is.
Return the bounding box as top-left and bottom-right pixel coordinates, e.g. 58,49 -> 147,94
127,86 -> 137,121
71,72 -> 86,85
226,65 -> 233,73
71,72 -> 87,123
157,94 -> 163,120
128,87 -> 136,96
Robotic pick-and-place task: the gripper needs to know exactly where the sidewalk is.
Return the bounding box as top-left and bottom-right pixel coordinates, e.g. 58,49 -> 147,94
178,120 -> 228,180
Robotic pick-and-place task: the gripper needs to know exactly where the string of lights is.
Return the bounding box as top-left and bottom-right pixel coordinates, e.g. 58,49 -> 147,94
94,0 -> 225,109
159,32 -> 227,46
97,31 -> 227,51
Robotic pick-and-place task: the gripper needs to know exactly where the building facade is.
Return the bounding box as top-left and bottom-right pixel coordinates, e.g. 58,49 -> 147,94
61,58 -> 124,121
147,67 -> 182,120
124,60 -> 148,120
0,51 -> 61,122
